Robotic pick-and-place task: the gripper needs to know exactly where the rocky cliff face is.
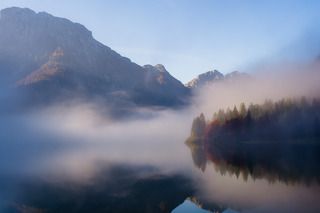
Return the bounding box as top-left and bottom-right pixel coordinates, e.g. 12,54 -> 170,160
0,7 -> 190,108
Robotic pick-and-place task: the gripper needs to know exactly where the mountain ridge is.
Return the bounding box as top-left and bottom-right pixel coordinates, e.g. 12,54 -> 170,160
0,7 -> 190,110
0,7 -> 250,113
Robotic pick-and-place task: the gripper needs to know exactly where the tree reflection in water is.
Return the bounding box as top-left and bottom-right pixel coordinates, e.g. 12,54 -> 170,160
186,98 -> 320,185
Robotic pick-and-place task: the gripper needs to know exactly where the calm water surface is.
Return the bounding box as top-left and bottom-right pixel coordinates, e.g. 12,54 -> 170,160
0,110 -> 319,213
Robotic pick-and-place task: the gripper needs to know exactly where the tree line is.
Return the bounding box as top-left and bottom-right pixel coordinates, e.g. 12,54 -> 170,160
208,97 -> 320,143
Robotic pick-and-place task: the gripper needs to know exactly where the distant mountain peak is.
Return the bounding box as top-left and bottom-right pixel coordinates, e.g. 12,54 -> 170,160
186,69 -> 249,89
186,69 -> 224,88
199,70 -> 224,80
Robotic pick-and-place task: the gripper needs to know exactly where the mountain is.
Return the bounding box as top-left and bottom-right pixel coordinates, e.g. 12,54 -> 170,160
142,64 -> 189,102
0,7 -> 190,109
186,70 -> 250,89
186,70 -> 224,88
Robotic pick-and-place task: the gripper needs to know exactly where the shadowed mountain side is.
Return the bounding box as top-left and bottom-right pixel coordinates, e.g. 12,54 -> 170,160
0,7 -> 190,110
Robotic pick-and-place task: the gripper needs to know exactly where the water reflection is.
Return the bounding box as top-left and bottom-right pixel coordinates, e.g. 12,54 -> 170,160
1,107 -> 320,213
1,164 -> 194,213
184,114 -> 320,213
186,116 -> 320,185
172,200 -> 211,213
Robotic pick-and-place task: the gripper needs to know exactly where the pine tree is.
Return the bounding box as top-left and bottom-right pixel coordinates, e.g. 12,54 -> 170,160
239,102 -> 247,118
232,105 -> 239,119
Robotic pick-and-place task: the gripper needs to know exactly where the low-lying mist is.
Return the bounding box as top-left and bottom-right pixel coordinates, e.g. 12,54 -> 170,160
193,60 -> 320,117
0,54 -> 319,213
0,103 -> 196,179
1,58 -> 319,179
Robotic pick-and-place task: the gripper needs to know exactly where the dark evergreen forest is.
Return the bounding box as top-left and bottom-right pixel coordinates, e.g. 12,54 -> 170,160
187,98 -> 320,183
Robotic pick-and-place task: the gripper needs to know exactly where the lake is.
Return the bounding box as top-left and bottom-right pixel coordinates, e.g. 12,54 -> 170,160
0,108 -> 319,213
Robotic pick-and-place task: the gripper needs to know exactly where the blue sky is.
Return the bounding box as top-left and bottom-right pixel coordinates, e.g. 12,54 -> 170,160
1,0 -> 319,82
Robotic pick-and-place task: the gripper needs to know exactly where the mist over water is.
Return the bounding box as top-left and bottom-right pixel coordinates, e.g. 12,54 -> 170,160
0,104 -> 198,212
0,105 -> 194,177
0,3 -> 320,212
0,58 -> 320,213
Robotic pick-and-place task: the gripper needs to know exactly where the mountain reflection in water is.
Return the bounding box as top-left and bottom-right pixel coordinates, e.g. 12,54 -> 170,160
1,164 -> 194,213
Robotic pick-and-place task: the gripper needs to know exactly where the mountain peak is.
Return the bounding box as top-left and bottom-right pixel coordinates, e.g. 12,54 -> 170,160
0,7 -> 36,18
154,64 -> 167,72
186,69 -> 224,88
143,64 -> 168,73
186,69 -> 250,89
198,70 -> 223,80
143,64 -> 171,85
0,7 -> 93,39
